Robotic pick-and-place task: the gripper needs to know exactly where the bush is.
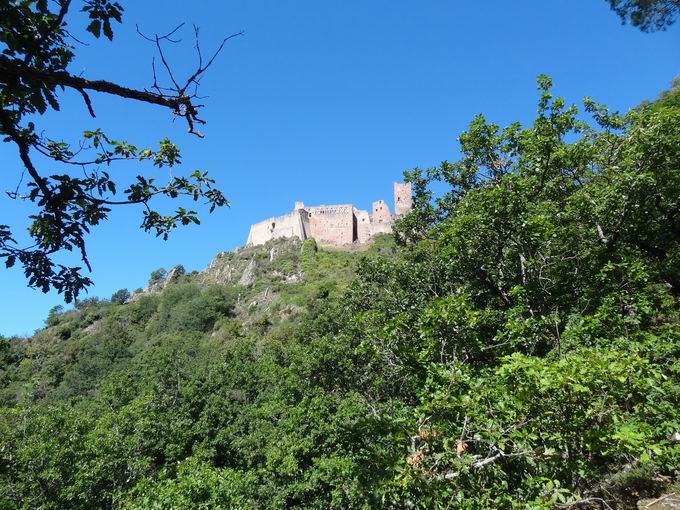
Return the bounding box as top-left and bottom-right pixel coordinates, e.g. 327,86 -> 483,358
110,288 -> 130,305
155,284 -> 236,333
148,268 -> 167,285
45,305 -> 64,327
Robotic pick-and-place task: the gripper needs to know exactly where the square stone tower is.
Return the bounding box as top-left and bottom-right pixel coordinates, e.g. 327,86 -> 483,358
394,182 -> 413,216
371,200 -> 391,223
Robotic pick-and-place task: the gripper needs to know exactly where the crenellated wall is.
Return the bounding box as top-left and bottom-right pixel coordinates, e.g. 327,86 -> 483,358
246,181 -> 412,247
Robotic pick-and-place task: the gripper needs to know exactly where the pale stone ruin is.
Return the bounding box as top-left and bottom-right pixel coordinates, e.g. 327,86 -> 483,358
246,182 -> 413,247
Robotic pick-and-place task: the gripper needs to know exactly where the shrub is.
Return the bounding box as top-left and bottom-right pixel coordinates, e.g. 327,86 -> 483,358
110,288 -> 130,305
148,268 -> 167,285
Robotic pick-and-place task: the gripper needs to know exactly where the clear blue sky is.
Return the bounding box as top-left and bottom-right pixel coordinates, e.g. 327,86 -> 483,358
0,1 -> 678,336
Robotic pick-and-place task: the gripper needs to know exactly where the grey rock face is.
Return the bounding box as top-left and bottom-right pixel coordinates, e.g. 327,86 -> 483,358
165,265 -> 185,284
638,494 -> 680,509
238,259 -> 257,286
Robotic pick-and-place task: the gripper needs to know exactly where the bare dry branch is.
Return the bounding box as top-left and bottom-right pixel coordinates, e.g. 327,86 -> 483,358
181,30 -> 244,93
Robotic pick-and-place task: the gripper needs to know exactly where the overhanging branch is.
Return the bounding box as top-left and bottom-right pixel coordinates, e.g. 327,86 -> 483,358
1,55 -> 183,111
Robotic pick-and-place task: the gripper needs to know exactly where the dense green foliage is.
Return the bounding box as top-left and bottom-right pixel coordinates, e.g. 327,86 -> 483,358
1,79 -> 678,509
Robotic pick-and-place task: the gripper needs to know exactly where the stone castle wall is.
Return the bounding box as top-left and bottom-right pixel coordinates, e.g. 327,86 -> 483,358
246,181 -> 413,247
354,208 -> 371,244
308,204 -> 355,246
394,182 -> 413,216
369,199 -> 393,237
246,209 -> 308,246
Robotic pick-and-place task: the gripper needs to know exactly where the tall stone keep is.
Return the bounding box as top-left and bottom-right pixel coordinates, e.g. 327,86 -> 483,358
393,182 -> 413,217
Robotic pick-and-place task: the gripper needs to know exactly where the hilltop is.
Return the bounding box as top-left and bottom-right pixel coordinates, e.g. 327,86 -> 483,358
0,235 -> 397,406
1,81 -> 679,510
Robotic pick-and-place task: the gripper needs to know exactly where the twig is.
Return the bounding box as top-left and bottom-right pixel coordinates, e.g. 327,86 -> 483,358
136,22 -> 185,44
443,448 -> 532,480
180,30 -> 244,93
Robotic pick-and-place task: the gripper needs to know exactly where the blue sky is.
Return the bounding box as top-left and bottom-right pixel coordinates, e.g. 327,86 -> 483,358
0,0 -> 678,336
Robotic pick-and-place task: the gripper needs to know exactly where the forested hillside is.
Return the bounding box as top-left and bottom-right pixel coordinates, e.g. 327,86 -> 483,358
1,78 -> 679,509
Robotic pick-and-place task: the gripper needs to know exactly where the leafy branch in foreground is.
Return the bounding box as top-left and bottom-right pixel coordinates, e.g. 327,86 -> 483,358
0,0 -> 242,301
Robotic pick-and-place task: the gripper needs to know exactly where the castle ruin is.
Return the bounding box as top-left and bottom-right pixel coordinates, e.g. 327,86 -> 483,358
246,182 -> 413,247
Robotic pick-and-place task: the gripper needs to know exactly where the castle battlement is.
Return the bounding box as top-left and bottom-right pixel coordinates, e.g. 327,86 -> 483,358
246,181 -> 413,247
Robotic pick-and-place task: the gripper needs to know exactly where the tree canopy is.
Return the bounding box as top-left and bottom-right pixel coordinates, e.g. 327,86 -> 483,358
0,0 -> 240,302
606,0 -> 680,31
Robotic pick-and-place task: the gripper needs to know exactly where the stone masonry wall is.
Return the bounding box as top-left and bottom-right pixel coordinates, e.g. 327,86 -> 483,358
307,204 -> 355,246
246,181 -> 413,247
247,209 -> 307,246
369,200 -> 393,236
394,182 -> 413,217
354,208 -> 372,244
371,200 -> 391,223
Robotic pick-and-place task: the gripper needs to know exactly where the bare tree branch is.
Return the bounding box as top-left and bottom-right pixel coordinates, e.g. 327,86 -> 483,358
181,30 -> 244,94
1,55 -> 182,110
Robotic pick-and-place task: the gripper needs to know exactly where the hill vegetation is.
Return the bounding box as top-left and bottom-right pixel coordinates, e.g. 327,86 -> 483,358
1,78 -> 679,509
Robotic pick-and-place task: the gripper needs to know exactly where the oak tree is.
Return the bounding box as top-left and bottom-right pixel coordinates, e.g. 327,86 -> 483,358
0,0 -> 241,301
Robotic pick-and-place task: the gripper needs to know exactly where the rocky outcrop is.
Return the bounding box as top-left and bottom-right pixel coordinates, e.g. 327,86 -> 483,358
638,494 -> 680,509
238,259 -> 257,286
201,237 -> 304,288
129,265 -> 185,301
165,265 -> 185,284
